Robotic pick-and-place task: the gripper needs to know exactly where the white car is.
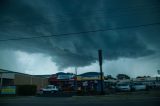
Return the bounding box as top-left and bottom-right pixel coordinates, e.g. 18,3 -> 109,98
40,85 -> 59,94
116,83 -> 131,92
154,82 -> 160,88
132,82 -> 146,91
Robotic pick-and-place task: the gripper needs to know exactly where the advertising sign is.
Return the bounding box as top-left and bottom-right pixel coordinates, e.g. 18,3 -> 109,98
77,76 -> 104,81
57,74 -> 74,80
1,86 -> 16,95
81,76 -> 100,80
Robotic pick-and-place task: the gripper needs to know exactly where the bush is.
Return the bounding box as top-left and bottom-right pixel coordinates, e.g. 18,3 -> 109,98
16,85 -> 37,96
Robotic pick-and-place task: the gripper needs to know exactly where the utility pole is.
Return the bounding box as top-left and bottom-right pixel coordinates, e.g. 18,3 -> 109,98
75,67 -> 78,91
0,73 -> 3,87
30,75 -> 33,85
98,50 -> 104,95
157,70 -> 160,81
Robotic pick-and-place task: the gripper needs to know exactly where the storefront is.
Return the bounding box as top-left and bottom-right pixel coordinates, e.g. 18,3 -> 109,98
48,72 -> 76,91
0,69 -> 48,94
48,72 -> 104,92
76,72 -> 104,92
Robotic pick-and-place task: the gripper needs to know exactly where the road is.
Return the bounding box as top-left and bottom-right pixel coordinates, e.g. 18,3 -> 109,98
0,96 -> 160,106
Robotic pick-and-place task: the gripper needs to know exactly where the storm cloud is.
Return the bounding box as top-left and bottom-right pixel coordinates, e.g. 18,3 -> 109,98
0,0 -> 160,70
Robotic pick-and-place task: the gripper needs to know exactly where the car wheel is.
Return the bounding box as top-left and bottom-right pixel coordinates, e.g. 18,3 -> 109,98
40,91 -> 43,94
131,88 -> 135,92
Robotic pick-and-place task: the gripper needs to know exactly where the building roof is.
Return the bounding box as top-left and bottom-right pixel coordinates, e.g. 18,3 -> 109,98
0,69 -> 31,75
56,72 -> 74,75
78,72 -> 100,77
0,69 -> 50,79
33,75 -> 52,78
0,69 -> 16,73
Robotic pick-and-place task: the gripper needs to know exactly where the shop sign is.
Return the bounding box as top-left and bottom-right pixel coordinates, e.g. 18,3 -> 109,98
1,86 -> 16,95
57,75 -> 74,80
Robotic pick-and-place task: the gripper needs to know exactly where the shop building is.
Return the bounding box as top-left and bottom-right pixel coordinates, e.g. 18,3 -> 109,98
0,69 -> 48,90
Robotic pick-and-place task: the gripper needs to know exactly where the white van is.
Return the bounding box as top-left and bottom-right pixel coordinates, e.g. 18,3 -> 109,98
132,82 -> 146,91
116,82 -> 131,92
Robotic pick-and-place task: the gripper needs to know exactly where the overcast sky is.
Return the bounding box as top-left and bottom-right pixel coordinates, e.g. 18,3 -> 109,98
0,0 -> 160,77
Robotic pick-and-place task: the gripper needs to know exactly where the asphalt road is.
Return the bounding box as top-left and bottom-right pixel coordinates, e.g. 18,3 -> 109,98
0,96 -> 160,106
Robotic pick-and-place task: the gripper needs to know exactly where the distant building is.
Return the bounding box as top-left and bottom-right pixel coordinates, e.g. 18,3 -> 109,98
132,76 -> 160,82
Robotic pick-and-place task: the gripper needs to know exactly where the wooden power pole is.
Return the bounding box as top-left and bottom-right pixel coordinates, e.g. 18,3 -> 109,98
98,50 -> 104,95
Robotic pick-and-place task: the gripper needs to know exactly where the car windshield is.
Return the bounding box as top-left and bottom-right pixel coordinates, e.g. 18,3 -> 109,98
46,86 -> 54,89
134,83 -> 143,85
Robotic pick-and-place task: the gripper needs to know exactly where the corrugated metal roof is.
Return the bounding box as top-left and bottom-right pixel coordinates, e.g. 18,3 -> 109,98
78,72 -> 100,77
0,69 -> 12,73
0,69 -> 28,75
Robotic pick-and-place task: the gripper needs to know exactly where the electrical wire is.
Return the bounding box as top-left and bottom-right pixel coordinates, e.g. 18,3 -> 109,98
0,2 -> 160,42
0,22 -> 160,42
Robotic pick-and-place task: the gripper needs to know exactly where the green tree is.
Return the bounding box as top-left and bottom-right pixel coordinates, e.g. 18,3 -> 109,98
116,74 -> 130,80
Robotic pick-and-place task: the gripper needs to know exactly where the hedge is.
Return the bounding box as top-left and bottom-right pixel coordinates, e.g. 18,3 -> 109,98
16,85 -> 37,96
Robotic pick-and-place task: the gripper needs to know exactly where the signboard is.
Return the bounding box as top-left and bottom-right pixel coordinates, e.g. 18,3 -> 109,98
57,75 -> 74,80
81,76 -> 100,80
1,86 -> 16,95
77,76 -> 104,81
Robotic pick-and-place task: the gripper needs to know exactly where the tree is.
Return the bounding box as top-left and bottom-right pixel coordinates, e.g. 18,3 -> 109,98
104,75 -> 116,80
116,74 -> 130,80
136,76 -> 151,79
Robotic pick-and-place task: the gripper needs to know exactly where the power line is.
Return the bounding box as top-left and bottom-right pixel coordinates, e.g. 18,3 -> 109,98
0,22 -> 160,42
0,3 -> 159,42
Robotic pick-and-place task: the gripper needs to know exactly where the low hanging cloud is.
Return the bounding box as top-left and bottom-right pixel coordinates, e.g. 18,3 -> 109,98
0,0 -> 159,70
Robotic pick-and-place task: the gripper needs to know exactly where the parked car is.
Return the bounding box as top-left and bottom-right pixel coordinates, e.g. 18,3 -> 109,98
154,82 -> 160,88
40,85 -> 59,94
146,82 -> 154,89
115,83 -> 131,92
131,82 -> 147,91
